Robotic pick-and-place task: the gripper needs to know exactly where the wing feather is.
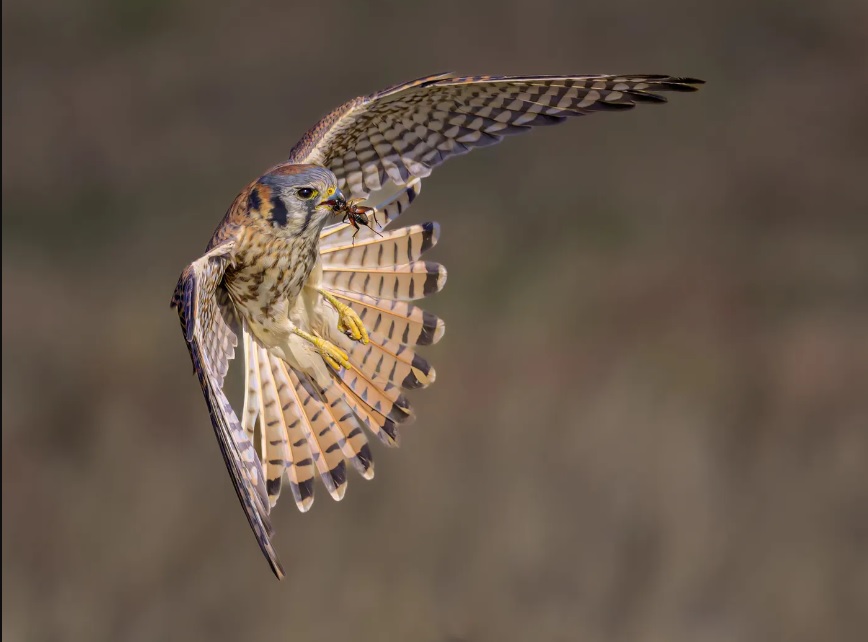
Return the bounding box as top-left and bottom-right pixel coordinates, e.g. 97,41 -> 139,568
290,73 -> 704,198
171,242 -> 284,579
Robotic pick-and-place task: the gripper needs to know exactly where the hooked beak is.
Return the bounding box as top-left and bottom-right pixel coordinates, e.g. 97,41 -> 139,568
319,187 -> 347,213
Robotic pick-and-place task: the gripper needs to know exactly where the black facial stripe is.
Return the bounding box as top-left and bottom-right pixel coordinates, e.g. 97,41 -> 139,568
248,187 -> 262,212
300,208 -> 314,233
270,195 -> 288,226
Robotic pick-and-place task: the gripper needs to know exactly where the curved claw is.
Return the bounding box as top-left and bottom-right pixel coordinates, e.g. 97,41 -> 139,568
292,327 -> 352,371
338,306 -> 370,345
317,339 -> 351,371
319,289 -> 370,345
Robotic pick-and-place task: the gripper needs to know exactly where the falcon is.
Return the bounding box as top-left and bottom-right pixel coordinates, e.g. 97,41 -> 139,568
171,73 -> 704,578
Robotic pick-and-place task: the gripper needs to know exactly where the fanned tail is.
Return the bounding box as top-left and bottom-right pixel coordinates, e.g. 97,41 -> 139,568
344,332 -> 436,390
277,360 -> 348,501
241,328 -> 377,510
239,175 -> 443,511
318,176 -> 445,453
254,343 -> 320,511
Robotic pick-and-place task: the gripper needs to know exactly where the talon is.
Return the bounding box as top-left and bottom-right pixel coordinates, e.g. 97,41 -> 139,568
292,328 -> 351,370
337,306 -> 369,345
315,337 -> 350,371
319,289 -> 370,345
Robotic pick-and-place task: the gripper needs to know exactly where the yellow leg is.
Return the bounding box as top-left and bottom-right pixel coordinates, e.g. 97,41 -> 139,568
292,328 -> 351,371
318,289 -> 370,345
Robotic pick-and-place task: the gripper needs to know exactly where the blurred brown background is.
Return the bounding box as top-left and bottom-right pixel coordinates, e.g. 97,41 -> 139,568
3,1 -> 867,641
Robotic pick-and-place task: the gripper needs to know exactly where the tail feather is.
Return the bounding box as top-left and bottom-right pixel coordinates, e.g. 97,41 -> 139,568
304,377 -> 376,480
314,173 -> 441,460
332,290 -> 445,346
345,332 -> 436,390
241,332 -> 377,512
320,222 -> 439,268
322,261 -> 446,301
254,343 -> 316,512
339,361 -> 415,423
240,326 -> 261,439
252,346 -> 290,507
276,361 -> 348,501
327,372 -> 402,447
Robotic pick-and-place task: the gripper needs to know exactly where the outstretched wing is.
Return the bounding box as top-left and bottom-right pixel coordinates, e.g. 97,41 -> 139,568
171,241 -> 285,579
289,73 -> 704,198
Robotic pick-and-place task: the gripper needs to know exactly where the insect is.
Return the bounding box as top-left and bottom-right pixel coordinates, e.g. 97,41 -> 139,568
325,196 -> 383,240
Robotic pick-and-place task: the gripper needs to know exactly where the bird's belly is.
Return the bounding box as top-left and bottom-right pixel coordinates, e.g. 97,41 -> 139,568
227,261 -> 312,344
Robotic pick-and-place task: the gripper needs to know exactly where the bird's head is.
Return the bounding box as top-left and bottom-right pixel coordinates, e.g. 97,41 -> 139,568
245,163 -> 345,239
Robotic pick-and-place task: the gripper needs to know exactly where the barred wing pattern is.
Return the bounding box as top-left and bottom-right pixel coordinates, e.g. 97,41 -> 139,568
170,242 -> 285,579
240,180 -> 443,513
289,73 -> 704,198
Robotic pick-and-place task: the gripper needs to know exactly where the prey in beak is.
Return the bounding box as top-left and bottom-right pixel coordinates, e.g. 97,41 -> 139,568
320,189 -> 381,242
319,186 -> 348,213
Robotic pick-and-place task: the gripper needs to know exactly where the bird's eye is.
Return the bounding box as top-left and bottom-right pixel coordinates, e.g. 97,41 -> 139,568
296,187 -> 317,200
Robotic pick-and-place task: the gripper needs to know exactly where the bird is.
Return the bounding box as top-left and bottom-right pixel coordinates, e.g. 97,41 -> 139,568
171,72 -> 704,579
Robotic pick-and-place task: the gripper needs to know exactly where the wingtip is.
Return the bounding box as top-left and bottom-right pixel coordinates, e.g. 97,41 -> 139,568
662,76 -> 706,90
270,558 -> 286,580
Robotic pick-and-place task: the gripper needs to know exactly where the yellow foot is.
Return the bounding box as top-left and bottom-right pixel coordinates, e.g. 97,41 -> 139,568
293,328 -> 351,371
319,290 -> 370,345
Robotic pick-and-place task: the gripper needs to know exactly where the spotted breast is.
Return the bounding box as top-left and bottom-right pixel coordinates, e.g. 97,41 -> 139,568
224,227 -> 319,334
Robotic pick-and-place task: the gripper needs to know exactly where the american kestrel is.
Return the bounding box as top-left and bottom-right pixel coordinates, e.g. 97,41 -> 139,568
171,73 -> 704,578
